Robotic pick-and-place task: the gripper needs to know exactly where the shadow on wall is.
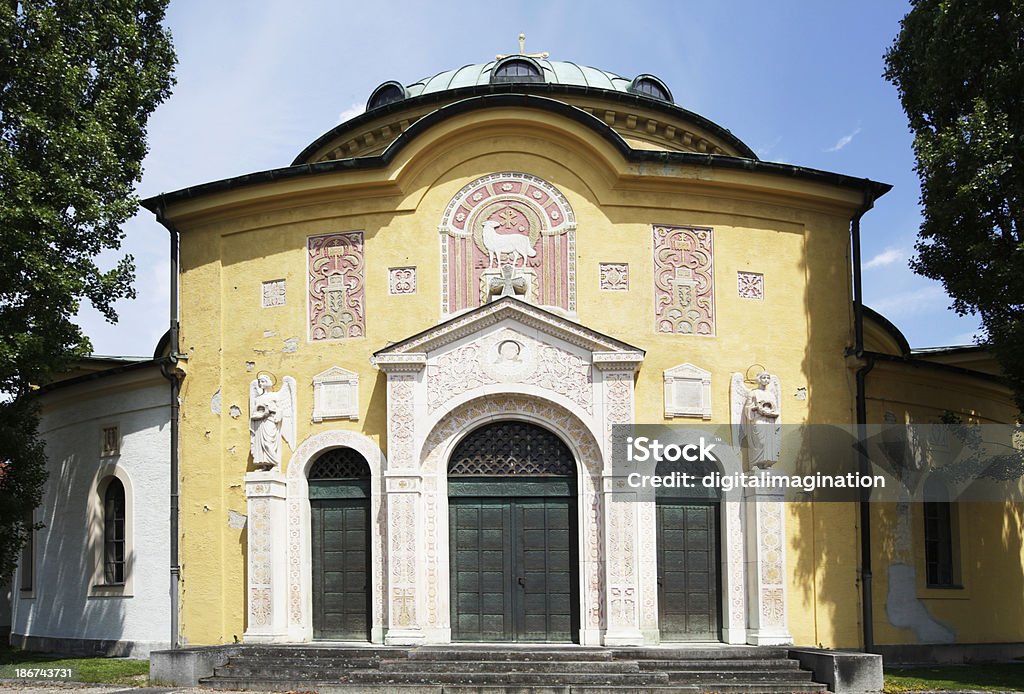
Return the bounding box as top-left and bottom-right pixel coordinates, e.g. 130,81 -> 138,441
790,213 -> 862,650
10,424 -> 153,656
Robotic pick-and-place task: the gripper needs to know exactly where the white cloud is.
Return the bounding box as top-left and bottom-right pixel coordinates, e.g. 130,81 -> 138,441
864,247 -> 905,270
756,135 -> 782,158
870,285 -> 948,317
948,329 -> 984,346
337,102 -> 364,125
825,126 -> 862,152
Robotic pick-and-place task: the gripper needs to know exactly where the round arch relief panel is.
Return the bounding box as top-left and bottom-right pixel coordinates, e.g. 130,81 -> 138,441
440,172 -> 576,315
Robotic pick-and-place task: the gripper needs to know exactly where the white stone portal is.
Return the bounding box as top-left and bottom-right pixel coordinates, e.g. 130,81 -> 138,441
244,298 -> 791,647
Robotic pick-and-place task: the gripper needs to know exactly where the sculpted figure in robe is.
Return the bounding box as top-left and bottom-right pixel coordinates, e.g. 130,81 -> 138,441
731,371 -> 782,469
249,373 -> 297,471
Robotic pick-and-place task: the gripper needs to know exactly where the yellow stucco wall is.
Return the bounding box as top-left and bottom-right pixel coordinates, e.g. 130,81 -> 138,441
166,103 -> 1018,648
861,355 -> 1023,646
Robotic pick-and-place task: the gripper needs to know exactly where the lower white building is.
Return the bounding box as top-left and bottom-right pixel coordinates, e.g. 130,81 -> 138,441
9,354 -> 172,657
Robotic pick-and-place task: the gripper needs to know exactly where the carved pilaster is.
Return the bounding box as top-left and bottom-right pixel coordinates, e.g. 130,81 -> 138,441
376,357 -> 427,645
244,471 -> 289,642
744,470 -> 792,645
603,486 -> 643,645
601,368 -> 644,645
385,476 -> 423,644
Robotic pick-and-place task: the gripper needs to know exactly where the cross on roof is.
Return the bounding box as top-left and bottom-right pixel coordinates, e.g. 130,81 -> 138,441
496,33 -> 549,60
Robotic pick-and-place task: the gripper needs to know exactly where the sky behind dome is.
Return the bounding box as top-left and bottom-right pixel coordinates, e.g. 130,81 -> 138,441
77,0 -> 983,357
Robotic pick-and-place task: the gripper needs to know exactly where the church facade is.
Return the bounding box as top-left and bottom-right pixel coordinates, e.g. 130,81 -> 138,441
9,54 -> 1022,657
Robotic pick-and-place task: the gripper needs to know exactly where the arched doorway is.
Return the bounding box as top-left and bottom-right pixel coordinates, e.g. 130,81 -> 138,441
656,456 -> 722,641
308,447 -> 371,640
447,421 -> 579,642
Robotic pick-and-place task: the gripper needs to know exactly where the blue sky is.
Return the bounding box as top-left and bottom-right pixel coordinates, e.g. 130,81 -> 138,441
78,0 -> 983,357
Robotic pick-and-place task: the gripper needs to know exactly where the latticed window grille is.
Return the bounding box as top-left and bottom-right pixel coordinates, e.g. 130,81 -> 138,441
448,421 -> 575,476
308,447 -> 371,480
103,478 -> 126,584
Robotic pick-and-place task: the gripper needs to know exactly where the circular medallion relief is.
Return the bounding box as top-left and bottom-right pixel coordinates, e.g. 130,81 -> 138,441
480,331 -> 536,382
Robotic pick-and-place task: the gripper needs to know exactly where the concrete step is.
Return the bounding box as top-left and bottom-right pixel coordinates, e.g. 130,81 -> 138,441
379,659 -> 641,673
408,646 -> 615,661
680,684 -> 826,693
611,646 -> 790,660
197,683 -> 695,694
638,658 -> 801,670
213,662 -> 378,679
227,645 -> 406,659
196,644 -> 826,694
198,679 -> 823,694
217,659 -> 380,671
337,670 -> 672,686
661,668 -> 817,682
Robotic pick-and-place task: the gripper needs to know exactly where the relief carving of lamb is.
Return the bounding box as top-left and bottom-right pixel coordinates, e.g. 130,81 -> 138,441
482,219 -> 536,268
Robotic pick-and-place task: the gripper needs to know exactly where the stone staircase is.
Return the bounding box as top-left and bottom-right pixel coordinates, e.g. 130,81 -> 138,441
198,644 -> 828,693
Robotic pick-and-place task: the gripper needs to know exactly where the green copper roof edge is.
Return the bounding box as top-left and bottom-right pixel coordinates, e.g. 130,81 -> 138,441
290,81 -> 758,165
142,94 -> 891,213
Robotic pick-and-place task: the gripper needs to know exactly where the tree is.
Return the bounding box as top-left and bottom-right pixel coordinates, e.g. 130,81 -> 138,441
0,0 -> 175,580
884,0 -> 1024,411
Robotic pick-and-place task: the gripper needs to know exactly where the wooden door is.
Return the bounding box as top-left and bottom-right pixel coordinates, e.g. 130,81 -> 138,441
311,497 -> 370,640
450,494 -> 576,642
657,500 -> 720,641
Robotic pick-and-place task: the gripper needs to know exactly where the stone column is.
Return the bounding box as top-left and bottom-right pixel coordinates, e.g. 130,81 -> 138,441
744,469 -> 792,645
603,483 -> 644,645
595,359 -> 645,646
375,354 -> 427,645
244,470 -> 289,642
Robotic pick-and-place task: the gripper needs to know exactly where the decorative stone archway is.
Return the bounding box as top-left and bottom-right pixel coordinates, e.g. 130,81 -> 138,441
373,296 -> 652,645
243,430 -> 386,643
418,393 -> 605,645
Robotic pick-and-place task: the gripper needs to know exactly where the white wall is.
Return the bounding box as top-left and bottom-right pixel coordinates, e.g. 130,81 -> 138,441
11,366 -> 171,656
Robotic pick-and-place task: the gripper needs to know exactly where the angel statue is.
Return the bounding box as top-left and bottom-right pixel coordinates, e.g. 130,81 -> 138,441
249,373 -> 297,471
731,370 -> 782,469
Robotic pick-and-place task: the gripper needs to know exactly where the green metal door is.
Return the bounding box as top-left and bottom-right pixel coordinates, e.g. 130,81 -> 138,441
656,500 -> 721,641
449,492 -> 576,642
515,496 -> 574,641
447,421 -> 579,643
310,497 -> 370,640
450,497 -> 513,641
307,447 -> 372,641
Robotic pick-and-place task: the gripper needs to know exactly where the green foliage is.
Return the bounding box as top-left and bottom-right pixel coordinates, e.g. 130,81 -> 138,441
0,0 -> 175,580
884,0 -> 1024,410
0,398 -> 47,581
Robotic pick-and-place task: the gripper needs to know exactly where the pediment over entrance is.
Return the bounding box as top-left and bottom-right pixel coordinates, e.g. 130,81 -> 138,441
373,296 -> 644,370
373,297 -> 644,417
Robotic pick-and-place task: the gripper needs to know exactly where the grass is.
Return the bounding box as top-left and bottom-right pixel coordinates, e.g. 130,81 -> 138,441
885,663 -> 1024,692
0,642 -> 149,686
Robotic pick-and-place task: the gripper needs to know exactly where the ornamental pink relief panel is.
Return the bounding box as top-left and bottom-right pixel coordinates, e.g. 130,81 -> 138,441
441,172 -> 576,314
308,232 -> 365,340
653,225 -> 715,335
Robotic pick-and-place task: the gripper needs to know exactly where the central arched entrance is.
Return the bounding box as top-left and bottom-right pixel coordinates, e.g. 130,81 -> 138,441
447,421 -> 579,642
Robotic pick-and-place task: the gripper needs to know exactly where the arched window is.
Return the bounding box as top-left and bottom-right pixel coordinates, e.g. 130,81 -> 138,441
491,57 -> 543,84
366,81 -> 407,111
448,421 -> 574,476
923,477 -> 959,588
103,478 -> 126,584
308,447 -> 371,480
629,75 -> 673,102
